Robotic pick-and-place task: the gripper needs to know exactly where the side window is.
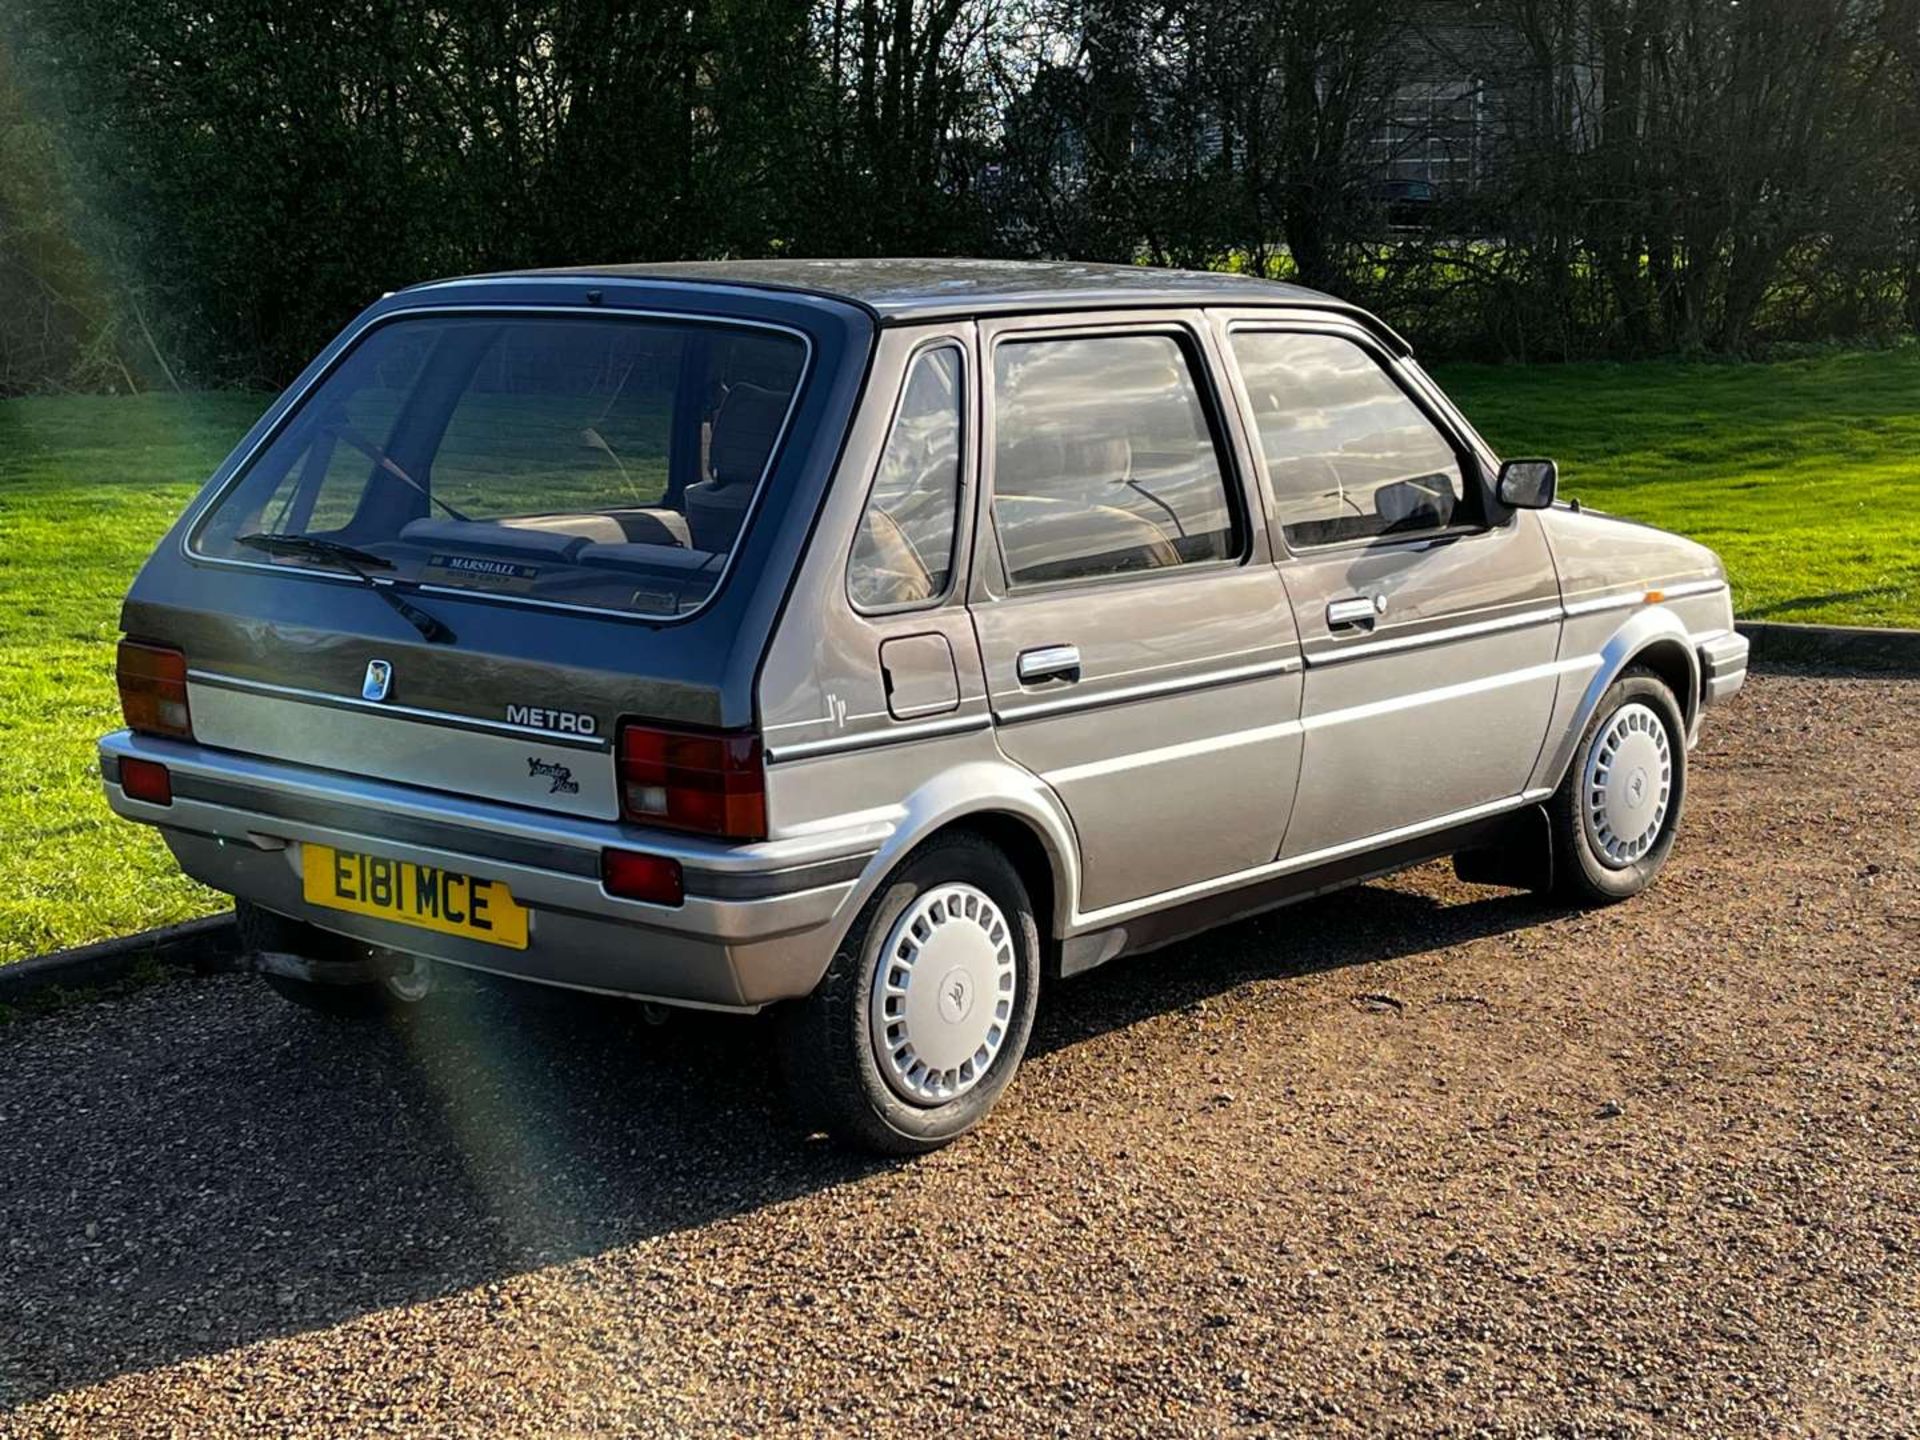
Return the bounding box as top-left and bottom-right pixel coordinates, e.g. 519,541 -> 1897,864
991,333 -> 1239,587
1229,331 -> 1473,548
849,346 -> 964,611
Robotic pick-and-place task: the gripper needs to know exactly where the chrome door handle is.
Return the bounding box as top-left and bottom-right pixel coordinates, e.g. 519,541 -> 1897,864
1017,644 -> 1082,684
1327,595 -> 1385,628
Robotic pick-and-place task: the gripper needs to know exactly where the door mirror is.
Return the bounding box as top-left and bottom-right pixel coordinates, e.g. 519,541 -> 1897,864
1496,458 -> 1557,510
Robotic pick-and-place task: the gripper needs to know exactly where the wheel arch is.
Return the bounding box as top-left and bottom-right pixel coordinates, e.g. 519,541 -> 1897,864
829,760 -> 1080,958
1533,607 -> 1701,795
937,811 -> 1061,960
1628,637 -> 1698,729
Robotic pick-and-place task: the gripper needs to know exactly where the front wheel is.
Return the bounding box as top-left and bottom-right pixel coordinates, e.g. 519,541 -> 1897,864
777,833 -> 1041,1154
1547,668 -> 1688,905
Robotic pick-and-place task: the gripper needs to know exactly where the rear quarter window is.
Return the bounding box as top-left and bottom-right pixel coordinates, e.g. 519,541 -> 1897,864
848,345 -> 965,612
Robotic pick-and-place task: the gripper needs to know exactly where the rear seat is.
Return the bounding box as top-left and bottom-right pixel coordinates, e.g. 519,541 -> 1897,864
400,507 -> 693,556
575,540 -> 722,574
520,508 -> 693,548
399,516 -> 596,561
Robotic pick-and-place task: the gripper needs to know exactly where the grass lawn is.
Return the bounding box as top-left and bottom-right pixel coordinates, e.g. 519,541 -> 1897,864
1434,346 -> 1920,628
0,393 -> 267,964
1,347 -> 1916,963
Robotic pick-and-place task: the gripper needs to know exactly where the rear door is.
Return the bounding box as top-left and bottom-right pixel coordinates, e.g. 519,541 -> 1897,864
970,312 -> 1303,916
1218,319 -> 1562,859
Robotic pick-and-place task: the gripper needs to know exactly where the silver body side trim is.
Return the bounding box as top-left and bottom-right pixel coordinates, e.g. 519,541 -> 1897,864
1302,655 -> 1598,731
1306,605 -> 1566,664
760,639 -> 1294,734
186,669 -> 611,750
1043,716 -> 1306,786
994,654 -> 1302,724
1028,656 -> 1598,822
1562,578 -> 1728,618
1651,577 -> 1729,600
765,713 -> 993,763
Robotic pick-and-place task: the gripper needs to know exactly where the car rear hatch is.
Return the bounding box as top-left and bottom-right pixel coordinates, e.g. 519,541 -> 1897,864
120,283 -> 866,829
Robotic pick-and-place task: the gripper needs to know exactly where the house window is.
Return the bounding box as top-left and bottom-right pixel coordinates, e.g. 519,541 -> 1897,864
1371,80 -> 1483,190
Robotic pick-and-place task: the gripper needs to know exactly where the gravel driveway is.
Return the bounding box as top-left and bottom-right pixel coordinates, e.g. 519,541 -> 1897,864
3,669 -> 1916,1437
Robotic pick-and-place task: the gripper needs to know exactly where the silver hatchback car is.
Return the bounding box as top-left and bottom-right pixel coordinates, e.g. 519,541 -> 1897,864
101,260 -> 1748,1151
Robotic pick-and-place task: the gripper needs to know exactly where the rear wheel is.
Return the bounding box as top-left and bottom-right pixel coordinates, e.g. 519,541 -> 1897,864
239,900 -> 436,1018
778,833 -> 1041,1154
1548,669 -> 1688,904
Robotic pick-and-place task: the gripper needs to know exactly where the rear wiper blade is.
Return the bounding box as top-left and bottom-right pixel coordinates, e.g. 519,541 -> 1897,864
238,532 -> 392,569
237,532 -> 456,645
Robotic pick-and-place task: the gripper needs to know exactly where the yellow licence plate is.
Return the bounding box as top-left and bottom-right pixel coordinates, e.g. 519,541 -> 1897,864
301,844 -> 529,950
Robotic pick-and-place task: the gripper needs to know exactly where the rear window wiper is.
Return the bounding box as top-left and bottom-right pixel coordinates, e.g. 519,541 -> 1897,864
237,532 -> 456,645
239,532 -> 391,569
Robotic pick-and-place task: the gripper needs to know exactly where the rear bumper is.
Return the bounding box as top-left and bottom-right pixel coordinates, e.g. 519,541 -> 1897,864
99,731 -> 882,1010
1697,630 -> 1750,709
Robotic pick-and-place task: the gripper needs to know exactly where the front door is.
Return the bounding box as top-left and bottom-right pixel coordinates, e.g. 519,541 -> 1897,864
1220,322 -> 1563,860
970,315 -> 1302,917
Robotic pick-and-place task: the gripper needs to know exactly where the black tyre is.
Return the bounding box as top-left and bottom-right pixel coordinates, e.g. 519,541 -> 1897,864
777,833 -> 1041,1155
239,900 -> 435,1018
1548,668 -> 1688,905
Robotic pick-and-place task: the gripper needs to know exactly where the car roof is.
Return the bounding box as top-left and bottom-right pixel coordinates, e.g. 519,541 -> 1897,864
421,258 -> 1406,349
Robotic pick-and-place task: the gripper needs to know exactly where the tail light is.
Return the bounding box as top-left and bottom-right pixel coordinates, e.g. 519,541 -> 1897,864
117,641 -> 192,739
617,722 -> 766,840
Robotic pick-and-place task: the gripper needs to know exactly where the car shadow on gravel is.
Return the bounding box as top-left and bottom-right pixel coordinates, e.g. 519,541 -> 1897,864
1028,875 -> 1559,1058
0,981 -> 885,1406
0,874 -> 1556,1406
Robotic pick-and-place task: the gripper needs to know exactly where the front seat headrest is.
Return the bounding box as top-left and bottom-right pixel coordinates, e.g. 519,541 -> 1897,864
709,383 -> 788,487
1062,430 -> 1131,486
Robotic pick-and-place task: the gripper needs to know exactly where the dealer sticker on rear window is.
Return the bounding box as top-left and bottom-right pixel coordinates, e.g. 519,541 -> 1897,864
421,552 -> 541,593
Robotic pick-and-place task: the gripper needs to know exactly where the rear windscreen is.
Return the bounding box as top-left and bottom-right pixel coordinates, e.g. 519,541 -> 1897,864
193,314 -> 809,617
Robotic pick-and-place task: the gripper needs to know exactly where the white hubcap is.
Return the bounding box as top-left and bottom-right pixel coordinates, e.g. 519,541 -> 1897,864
870,883 -> 1017,1107
1583,702 -> 1673,867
